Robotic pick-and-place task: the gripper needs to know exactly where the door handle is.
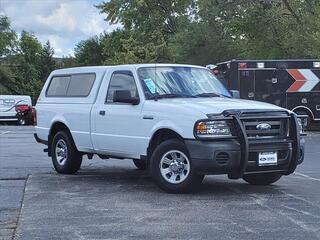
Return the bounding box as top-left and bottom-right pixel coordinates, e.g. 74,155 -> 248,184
99,110 -> 106,116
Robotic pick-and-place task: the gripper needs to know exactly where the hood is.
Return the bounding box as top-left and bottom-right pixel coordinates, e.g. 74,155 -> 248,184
145,97 -> 286,116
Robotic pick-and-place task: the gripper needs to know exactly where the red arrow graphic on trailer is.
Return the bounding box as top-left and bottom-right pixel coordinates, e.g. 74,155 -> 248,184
287,69 -> 320,92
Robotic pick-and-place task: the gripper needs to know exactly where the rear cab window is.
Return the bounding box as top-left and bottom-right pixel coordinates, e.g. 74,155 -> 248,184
46,73 -> 96,97
46,76 -> 71,96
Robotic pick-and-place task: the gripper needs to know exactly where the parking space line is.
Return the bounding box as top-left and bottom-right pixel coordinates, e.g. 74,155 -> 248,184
0,131 -> 12,135
295,172 -> 320,182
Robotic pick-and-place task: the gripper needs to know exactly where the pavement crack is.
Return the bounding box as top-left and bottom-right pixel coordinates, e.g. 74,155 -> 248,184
251,193 -> 320,236
279,190 -> 320,210
283,205 -> 320,219
11,174 -> 29,240
0,178 -> 27,181
227,185 -> 320,237
295,172 -> 320,182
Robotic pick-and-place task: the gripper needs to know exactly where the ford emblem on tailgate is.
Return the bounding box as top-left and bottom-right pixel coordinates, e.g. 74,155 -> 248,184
256,123 -> 271,130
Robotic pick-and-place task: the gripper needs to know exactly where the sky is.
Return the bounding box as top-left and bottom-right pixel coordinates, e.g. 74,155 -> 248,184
0,0 -> 119,57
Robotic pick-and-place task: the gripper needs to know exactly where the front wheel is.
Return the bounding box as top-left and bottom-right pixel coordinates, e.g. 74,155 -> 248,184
150,139 -> 204,193
243,173 -> 282,185
52,131 -> 82,174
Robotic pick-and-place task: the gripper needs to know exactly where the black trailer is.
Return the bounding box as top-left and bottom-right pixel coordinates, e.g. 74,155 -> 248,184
213,59 -> 320,127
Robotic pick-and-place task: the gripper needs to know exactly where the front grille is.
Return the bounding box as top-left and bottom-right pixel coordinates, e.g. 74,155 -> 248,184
240,111 -> 289,139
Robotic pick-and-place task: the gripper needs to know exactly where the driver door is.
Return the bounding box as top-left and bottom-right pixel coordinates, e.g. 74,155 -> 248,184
91,68 -> 147,158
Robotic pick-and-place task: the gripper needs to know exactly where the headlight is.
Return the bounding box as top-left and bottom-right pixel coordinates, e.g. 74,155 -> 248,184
195,120 -> 232,138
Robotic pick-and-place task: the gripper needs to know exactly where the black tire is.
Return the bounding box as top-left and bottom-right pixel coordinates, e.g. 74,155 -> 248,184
294,110 -> 312,130
18,117 -> 26,126
243,173 -> 282,185
133,159 -> 147,170
51,131 -> 82,174
150,139 -> 204,193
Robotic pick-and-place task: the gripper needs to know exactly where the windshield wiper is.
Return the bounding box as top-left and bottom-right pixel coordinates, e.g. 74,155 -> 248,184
149,92 -> 231,100
194,92 -> 220,98
195,92 -> 232,98
150,93 -> 196,99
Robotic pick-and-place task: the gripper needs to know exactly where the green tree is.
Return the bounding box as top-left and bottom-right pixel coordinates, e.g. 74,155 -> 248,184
75,28 -> 169,65
19,31 -> 42,64
81,0 -> 320,65
39,41 -> 56,81
101,29 -> 168,64
0,15 -> 59,102
16,31 -> 43,99
96,0 -> 194,64
198,0 -> 320,59
97,0 -> 193,36
0,65 -> 14,94
2,30 -> 44,102
75,36 -> 103,66
168,20 -> 235,65
0,15 -> 16,56
0,15 -> 17,94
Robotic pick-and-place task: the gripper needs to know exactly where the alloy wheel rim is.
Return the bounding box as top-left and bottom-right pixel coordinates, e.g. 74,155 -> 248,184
55,139 -> 68,166
159,150 -> 190,184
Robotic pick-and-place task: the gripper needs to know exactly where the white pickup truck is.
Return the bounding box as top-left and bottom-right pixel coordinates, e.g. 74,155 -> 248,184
34,64 -> 305,193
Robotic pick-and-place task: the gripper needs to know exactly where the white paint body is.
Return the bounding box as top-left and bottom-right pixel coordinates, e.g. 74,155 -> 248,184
35,64 -> 286,159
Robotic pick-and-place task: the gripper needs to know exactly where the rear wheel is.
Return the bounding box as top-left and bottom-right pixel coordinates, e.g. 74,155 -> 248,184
52,131 -> 82,174
132,159 -> 147,170
243,173 -> 282,185
150,139 -> 204,193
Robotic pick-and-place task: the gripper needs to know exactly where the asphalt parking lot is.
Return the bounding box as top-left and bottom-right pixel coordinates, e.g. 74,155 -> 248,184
1,126 -> 320,240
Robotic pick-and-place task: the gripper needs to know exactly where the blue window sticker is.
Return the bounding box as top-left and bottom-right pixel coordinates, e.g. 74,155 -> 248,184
143,78 -> 156,94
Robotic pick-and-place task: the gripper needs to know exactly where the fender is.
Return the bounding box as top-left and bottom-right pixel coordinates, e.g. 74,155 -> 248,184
150,120 -> 190,140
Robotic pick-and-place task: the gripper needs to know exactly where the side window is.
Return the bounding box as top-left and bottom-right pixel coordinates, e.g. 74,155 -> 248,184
106,71 -> 138,103
47,76 -> 71,96
67,74 -> 95,96
46,73 -> 95,97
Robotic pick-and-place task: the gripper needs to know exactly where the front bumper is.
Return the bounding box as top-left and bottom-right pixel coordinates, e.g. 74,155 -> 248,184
185,113 -> 304,178
185,138 -> 304,177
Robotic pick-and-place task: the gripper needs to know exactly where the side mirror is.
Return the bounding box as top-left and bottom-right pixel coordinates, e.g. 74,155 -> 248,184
113,90 -> 139,105
229,90 -> 240,99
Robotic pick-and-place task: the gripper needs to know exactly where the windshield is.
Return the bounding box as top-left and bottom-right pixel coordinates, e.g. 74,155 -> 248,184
137,66 -> 231,99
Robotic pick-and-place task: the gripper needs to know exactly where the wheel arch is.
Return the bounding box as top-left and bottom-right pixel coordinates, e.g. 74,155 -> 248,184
292,106 -> 314,120
48,121 -> 74,156
147,128 -> 184,161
